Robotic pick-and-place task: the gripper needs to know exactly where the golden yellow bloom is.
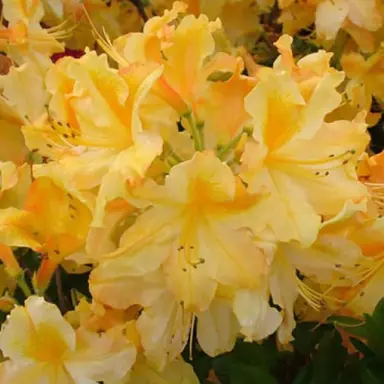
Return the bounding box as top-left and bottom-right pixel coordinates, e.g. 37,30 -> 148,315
0,161 -> 34,280
0,295 -> 136,383
21,177 -> 92,291
66,295 -> 199,382
126,355 -> 199,384
331,217 -> 384,316
341,49 -> 384,112
241,35 -> 369,246
278,0 -> 317,37
357,150 -> 384,216
297,209 -> 384,324
63,0 -> 143,51
0,60 -> 51,166
149,0 -> 274,47
0,161 -> 31,209
316,0 -> 382,42
89,152 -> 281,367
0,0 -> 68,70
105,1 -> 267,166
278,0 -> 383,52
91,151 -> 266,313
22,50 -> 164,227
115,4 -> 234,112
266,199 -> 371,343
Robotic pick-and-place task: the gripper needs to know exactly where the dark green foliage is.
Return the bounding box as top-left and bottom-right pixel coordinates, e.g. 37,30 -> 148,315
186,298 -> 384,383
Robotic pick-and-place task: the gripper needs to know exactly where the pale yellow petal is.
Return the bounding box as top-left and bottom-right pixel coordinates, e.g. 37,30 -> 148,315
316,0 -> 349,40
197,298 -> 239,357
65,327 -> 136,384
233,288 -> 282,341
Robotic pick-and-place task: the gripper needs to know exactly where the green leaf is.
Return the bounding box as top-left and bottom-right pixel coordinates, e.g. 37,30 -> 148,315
349,338 -> 374,358
229,362 -> 277,384
190,355 -> 213,383
338,353 -> 363,384
292,322 -> 331,355
311,330 -> 348,384
361,361 -> 384,384
293,364 -> 313,384
233,338 -> 278,371
213,354 -> 237,384
364,300 -> 384,361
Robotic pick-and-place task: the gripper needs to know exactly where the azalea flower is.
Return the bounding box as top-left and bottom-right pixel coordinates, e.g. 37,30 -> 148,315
127,355 -> 199,384
329,216 -> 384,316
266,200 -> 371,343
0,295 -> 136,384
0,161 -> 37,283
90,151 -> 267,313
22,176 -> 92,292
89,151 -> 281,367
112,2 -> 251,153
278,0 -> 318,37
22,50 -> 164,226
278,0 -> 383,52
149,0 -> 274,47
357,150 -> 384,217
92,266 -> 279,369
62,0 -> 144,51
0,60 -> 51,166
315,0 -> 383,42
0,0 -> 69,70
240,35 -> 369,246
341,48 -> 384,112
65,296 -> 200,383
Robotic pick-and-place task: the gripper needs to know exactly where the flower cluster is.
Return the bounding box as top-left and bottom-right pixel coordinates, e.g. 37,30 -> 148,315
0,0 -> 383,382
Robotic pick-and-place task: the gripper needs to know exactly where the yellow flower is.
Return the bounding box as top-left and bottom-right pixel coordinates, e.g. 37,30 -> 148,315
198,58 -> 257,149
90,151 -> 266,313
315,0 -> 382,42
298,209 -> 384,322
278,0 -> 317,37
133,275 -> 279,368
66,296 -> 199,384
149,0 -> 274,47
62,0 -> 143,51
0,161 -> 36,280
112,3 -> 249,154
0,0 -> 68,70
0,295 -> 136,384
278,0 -> 383,52
356,150 -> 384,216
126,355 -> 199,384
266,199 -> 371,343
332,217 -> 384,316
0,207 -> 38,250
341,49 -> 384,111
21,177 -> 92,292
0,60 -> 51,166
22,50 -> 164,226
240,36 -> 369,246
0,161 -> 31,209
117,5 -> 234,112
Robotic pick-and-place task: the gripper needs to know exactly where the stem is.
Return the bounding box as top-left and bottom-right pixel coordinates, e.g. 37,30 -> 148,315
184,113 -> 203,151
129,0 -> 149,22
196,121 -> 205,149
217,131 -> 244,160
17,275 -> 32,298
168,152 -> 184,166
331,29 -> 349,70
56,268 -> 67,314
